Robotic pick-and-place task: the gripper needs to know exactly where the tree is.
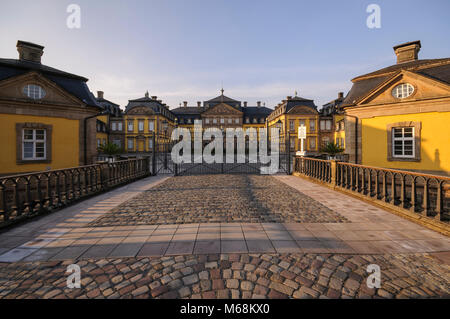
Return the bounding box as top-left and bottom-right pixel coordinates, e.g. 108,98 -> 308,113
320,142 -> 344,156
98,142 -> 123,156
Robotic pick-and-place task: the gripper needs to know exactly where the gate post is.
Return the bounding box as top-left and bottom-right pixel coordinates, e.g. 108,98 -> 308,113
287,133 -> 291,174
152,134 -> 156,175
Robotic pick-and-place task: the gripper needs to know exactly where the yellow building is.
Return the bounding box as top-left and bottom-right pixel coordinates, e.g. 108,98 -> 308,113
267,94 -> 320,154
342,40 -> 450,175
0,40 -> 101,175
122,92 -> 175,154
319,92 -> 346,150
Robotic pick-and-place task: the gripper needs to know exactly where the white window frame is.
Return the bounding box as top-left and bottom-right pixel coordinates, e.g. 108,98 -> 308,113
128,121 -> 134,132
392,127 -> 415,158
228,118 -> 232,124
127,138 -> 134,150
148,138 -> 153,149
310,120 -> 316,132
22,129 -> 46,160
392,83 -> 414,99
111,122 -> 117,131
118,122 -> 123,131
23,84 -> 46,100
138,120 -> 144,132
148,120 -> 154,132
205,118 -> 210,124
235,118 -> 239,124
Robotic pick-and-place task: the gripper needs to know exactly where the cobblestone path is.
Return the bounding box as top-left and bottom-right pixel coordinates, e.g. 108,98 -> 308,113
89,175 -> 349,227
1,253 -> 449,299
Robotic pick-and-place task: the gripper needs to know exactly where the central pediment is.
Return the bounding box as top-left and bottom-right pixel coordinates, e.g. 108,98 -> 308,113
202,103 -> 243,116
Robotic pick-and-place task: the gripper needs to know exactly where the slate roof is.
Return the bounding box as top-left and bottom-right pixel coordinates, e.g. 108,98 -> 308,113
343,58 -> 450,106
0,58 -> 100,107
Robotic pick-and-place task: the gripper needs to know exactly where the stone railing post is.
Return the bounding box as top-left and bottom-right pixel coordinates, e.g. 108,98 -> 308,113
330,160 -> 338,187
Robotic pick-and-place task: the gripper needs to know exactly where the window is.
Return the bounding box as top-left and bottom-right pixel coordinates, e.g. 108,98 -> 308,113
111,122 -> 117,131
289,120 -> 295,131
149,120 -> 154,131
127,138 -> 134,150
97,139 -> 101,147
245,118 -> 250,124
23,84 -> 46,100
341,138 -> 344,148
309,120 -> 316,132
138,120 -> 144,132
299,119 -> 305,127
340,121 -> 345,131
187,118 -> 192,124
118,122 -> 123,131
335,138 -> 340,148
290,138 -> 295,149
309,137 -> 316,150
320,120 -> 331,131
392,127 -> 414,158
23,129 -> 46,160
213,118 -> 217,124
205,118 -> 210,124
253,118 -> 258,124
322,136 -> 330,146
220,118 -> 225,124
235,118 -> 239,124
128,121 -> 134,132
148,139 -> 153,149
392,83 -> 414,99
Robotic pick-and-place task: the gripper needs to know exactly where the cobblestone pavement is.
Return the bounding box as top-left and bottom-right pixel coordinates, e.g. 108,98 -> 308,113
89,175 -> 349,227
0,252 -> 449,299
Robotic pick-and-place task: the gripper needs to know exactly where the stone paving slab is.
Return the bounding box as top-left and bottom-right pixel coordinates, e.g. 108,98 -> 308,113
0,253 -> 449,299
88,175 -> 349,226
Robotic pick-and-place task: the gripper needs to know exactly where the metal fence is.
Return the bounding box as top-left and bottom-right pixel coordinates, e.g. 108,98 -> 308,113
0,158 -> 151,228
294,156 -> 450,223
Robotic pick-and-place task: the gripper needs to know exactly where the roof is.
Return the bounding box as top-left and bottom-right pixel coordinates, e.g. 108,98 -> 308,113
343,58 -> 450,106
242,106 -> 272,117
0,58 -> 100,107
205,94 -> 240,104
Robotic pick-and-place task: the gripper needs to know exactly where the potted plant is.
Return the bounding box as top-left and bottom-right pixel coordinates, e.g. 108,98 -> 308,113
320,142 -> 344,160
98,142 -> 123,163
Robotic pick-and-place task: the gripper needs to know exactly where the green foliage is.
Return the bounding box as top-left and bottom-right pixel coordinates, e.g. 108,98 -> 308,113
320,142 -> 344,155
98,142 -> 123,156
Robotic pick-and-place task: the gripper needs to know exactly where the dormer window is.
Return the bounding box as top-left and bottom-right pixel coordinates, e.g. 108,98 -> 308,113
392,83 -> 414,99
23,84 -> 46,100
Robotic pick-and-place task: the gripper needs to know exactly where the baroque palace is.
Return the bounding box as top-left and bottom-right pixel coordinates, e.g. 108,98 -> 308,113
0,40 -> 449,176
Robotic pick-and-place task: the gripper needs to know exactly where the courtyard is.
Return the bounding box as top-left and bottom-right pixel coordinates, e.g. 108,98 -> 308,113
0,174 -> 449,299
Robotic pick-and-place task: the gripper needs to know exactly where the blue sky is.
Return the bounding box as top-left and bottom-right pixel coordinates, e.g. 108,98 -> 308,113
1,0 -> 449,109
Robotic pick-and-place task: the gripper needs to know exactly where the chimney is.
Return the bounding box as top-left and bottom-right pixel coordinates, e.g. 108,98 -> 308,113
287,96 -> 292,100
243,101 -> 247,107
338,92 -> 344,99
152,96 -> 157,100
183,101 -> 188,107
257,101 -> 261,107
157,99 -> 162,104
97,91 -> 104,99
197,101 -> 201,107
17,40 -> 44,63
393,40 -> 421,64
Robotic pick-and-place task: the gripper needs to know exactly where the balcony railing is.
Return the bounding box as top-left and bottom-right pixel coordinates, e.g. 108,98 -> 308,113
0,158 -> 151,228
294,156 -> 450,223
